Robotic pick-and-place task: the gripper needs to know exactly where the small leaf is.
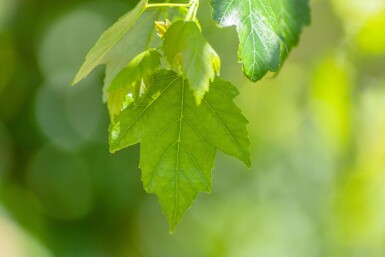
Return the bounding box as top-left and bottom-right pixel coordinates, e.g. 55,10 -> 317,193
102,7 -> 186,101
72,0 -> 185,102
102,6 -> 186,101
72,0 -> 148,85
109,70 -> 250,232
210,0 -> 310,81
107,49 -> 161,119
102,9 -> 162,101
163,21 -> 220,104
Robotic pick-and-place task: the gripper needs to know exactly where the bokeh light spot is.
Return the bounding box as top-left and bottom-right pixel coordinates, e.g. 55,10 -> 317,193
26,145 -> 94,220
38,9 -> 107,85
356,12 -> 385,55
0,0 -> 17,31
0,206 -> 53,257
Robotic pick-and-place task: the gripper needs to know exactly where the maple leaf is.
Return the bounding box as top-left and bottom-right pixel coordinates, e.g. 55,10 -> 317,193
109,70 -> 250,232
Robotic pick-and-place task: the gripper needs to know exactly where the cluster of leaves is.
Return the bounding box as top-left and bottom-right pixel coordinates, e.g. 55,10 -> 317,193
72,0 -> 310,232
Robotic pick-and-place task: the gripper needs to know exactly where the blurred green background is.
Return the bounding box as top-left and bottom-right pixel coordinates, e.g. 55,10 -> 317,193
1,0 -> 385,256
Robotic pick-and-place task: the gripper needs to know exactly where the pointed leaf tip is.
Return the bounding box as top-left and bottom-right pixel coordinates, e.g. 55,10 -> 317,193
71,0 -> 148,85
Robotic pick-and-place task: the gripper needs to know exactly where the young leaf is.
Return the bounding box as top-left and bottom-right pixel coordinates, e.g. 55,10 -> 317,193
163,21 -> 221,104
102,10 -> 161,101
109,70 -> 250,232
72,0 -> 185,101
72,0 -> 148,85
107,49 -> 161,119
102,7 -> 185,101
210,0 -> 310,81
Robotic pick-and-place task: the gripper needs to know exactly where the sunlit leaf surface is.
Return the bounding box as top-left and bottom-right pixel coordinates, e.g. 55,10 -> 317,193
210,0 -> 310,81
109,70 -> 250,231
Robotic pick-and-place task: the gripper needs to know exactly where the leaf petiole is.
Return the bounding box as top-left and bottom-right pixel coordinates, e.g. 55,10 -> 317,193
185,0 -> 199,21
146,3 -> 191,9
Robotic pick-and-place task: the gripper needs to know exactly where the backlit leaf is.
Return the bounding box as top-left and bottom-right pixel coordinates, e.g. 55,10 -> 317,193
210,0 -> 310,81
107,49 -> 161,119
163,21 -> 221,104
72,0 -> 148,85
109,70 -> 250,232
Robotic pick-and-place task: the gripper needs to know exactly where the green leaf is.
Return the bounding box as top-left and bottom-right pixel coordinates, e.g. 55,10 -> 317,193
107,49 -> 161,119
72,0 -> 185,101
72,0 -> 148,85
109,70 -> 250,232
210,0 -> 310,81
163,21 -> 220,104
272,0 -> 310,61
102,9 -> 161,101
102,7 -> 186,101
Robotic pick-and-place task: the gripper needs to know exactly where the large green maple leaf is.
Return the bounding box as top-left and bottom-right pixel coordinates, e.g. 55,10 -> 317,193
210,0 -> 310,81
109,70 -> 250,232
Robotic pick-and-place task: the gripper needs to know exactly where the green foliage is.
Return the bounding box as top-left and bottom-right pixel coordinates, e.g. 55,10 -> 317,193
110,70 -> 250,232
163,20 -> 220,104
272,0 -> 310,60
210,0 -> 310,81
72,0 -> 147,86
101,9 -> 161,101
107,49 -> 161,118
72,0 -> 309,231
